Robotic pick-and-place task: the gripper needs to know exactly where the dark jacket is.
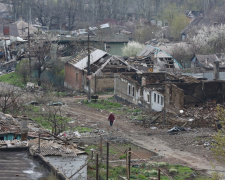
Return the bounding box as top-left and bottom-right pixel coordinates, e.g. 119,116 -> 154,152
108,113 -> 115,122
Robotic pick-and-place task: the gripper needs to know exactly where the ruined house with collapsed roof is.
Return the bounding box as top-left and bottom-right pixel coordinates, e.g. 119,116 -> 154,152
64,48 -> 139,93
114,72 -> 225,113
135,45 -> 182,73
190,54 -> 225,72
0,112 -> 87,180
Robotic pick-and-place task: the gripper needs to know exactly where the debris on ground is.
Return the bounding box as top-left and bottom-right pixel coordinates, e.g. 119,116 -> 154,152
167,126 -> 186,133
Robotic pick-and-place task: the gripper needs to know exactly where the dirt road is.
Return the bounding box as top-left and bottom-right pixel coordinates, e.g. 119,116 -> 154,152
61,96 -> 225,176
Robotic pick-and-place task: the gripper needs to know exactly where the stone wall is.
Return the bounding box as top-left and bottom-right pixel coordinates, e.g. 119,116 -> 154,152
91,75 -> 114,93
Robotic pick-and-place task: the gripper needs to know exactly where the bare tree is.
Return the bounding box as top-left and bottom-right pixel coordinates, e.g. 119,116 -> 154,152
172,45 -> 194,68
64,0 -> 78,30
15,59 -> 30,84
30,37 -> 52,86
0,85 -> 22,113
134,25 -> 161,43
43,105 -> 67,135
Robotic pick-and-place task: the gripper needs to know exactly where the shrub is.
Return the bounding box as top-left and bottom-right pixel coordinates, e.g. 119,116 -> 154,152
149,170 -> 158,175
157,162 -> 167,167
169,168 -> 178,174
122,41 -> 144,57
119,154 -> 126,159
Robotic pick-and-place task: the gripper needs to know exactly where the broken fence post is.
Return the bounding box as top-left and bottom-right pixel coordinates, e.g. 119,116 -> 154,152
128,147 -> 131,180
100,136 -> 103,162
158,169 -> 161,180
106,142 -> 109,180
38,133 -> 41,153
96,153 -> 99,180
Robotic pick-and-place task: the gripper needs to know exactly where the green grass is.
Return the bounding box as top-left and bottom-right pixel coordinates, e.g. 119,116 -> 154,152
0,72 -> 25,87
87,162 -> 204,180
73,126 -> 92,133
82,99 -> 144,118
25,105 -> 70,130
84,145 -> 98,154
83,99 -> 122,112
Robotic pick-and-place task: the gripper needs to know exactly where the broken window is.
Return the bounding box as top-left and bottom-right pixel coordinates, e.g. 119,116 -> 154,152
161,96 -> 164,105
128,84 -> 131,95
76,72 -> 79,82
147,94 -> 150,102
158,95 -> 160,103
166,58 -> 174,68
132,87 -> 135,96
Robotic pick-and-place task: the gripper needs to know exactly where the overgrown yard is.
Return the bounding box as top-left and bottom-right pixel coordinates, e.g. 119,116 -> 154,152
0,72 -> 25,87
83,138 -> 206,180
87,158 -> 205,180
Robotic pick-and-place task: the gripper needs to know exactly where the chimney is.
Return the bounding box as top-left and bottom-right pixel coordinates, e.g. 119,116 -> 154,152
142,76 -> 146,86
21,119 -> 29,141
213,61 -> 220,80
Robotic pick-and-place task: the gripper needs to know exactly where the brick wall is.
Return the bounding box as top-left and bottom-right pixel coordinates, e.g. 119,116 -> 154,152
165,84 -> 184,113
64,63 -> 83,91
166,81 -> 225,111
176,82 -> 225,104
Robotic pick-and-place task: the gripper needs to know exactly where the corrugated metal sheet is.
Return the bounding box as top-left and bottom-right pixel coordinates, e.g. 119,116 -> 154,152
137,45 -> 155,56
73,49 -> 107,70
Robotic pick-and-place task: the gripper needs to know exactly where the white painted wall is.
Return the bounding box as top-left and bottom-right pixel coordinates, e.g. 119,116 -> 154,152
127,83 -> 139,104
151,91 -> 164,111
143,88 -> 151,104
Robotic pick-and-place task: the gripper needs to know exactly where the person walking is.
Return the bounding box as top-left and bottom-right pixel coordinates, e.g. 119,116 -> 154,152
108,112 -> 115,126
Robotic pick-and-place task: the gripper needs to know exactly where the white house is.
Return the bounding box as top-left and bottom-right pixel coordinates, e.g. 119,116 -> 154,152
114,73 -> 166,112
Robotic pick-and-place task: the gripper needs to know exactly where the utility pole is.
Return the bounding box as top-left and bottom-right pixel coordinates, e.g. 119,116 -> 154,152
28,19 -> 31,77
27,0 -> 31,78
87,28 -> 91,102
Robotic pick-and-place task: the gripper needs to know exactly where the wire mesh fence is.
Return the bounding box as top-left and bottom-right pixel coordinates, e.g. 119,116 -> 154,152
36,133 -> 173,180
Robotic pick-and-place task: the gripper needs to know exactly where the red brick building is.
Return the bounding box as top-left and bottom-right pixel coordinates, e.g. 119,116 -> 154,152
64,49 -> 139,93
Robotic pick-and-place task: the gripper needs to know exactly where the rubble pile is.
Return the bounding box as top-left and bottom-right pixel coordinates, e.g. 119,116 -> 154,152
58,129 -> 107,141
128,101 -> 220,129
10,140 -> 28,146
29,138 -> 84,157
0,140 -> 28,147
179,102 -> 218,128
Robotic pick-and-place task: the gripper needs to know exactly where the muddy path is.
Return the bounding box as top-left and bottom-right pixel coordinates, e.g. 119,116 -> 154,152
61,96 -> 225,176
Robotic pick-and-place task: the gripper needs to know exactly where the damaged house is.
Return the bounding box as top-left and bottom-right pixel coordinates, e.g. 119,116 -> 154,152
136,45 -> 182,73
190,54 -> 225,72
114,72 -> 181,112
115,72 -> 225,113
0,113 -> 28,141
0,111 -> 87,180
183,54 -> 225,80
64,48 -> 139,93
59,24 -> 129,56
